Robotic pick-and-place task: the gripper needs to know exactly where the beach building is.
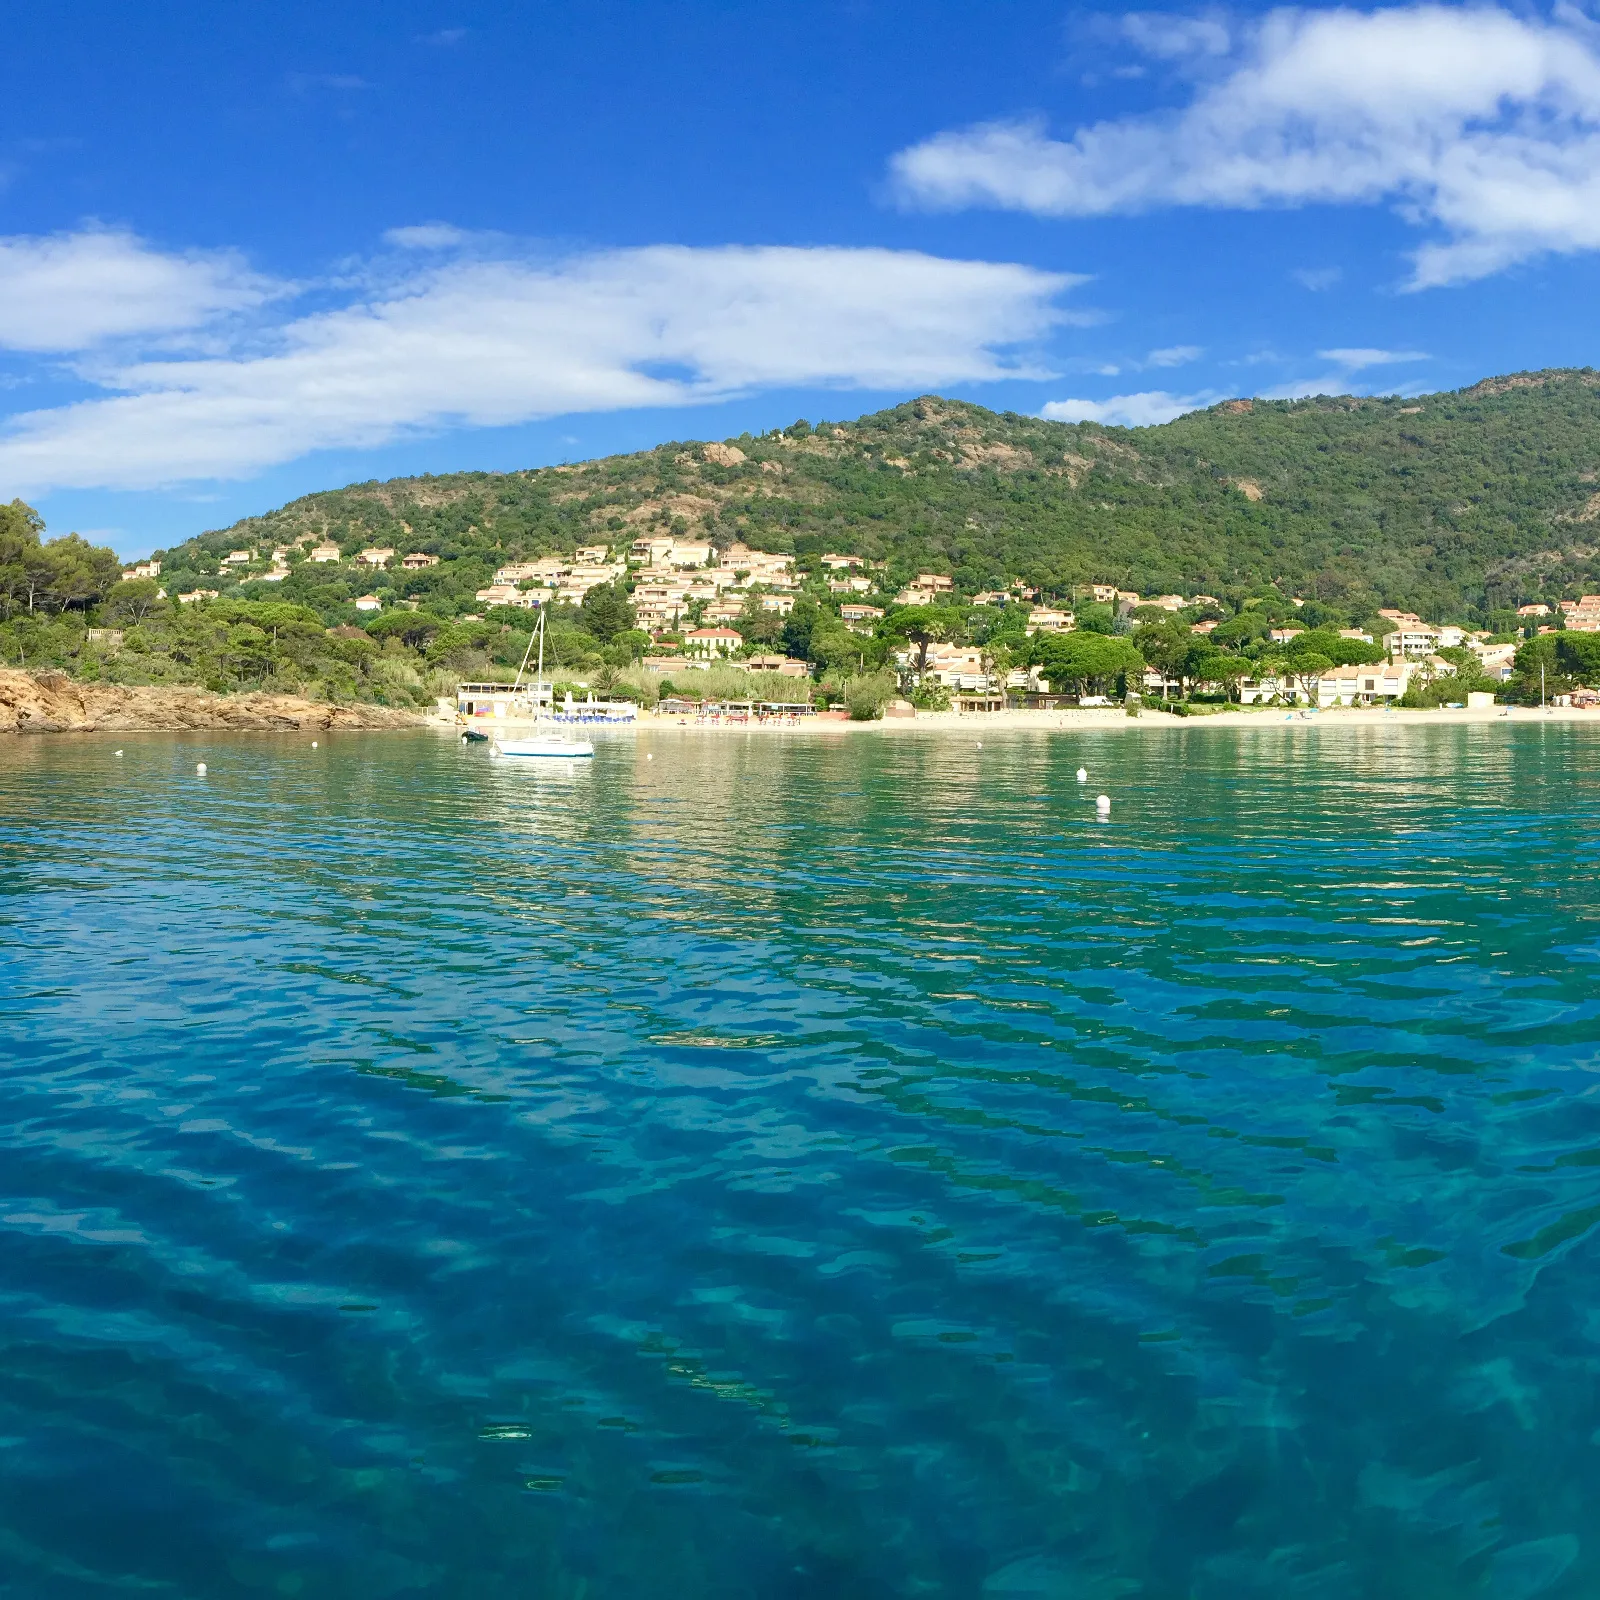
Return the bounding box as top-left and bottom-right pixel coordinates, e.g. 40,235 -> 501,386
745,653 -> 810,677
1470,641 -> 1518,681
685,627 -> 742,660
1384,624 -> 1441,657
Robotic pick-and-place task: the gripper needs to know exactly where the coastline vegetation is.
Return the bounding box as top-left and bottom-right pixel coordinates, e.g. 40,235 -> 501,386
7,370 -> 1600,710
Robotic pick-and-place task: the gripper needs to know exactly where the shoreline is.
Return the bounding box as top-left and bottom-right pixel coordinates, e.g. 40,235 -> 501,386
5,666 -> 1596,737
0,670 -> 424,735
619,703 -> 1599,734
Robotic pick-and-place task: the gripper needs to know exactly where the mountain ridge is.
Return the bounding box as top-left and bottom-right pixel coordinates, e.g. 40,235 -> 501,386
150,366 -> 1600,622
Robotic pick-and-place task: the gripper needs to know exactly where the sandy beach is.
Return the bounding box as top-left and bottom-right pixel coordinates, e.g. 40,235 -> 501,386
615,702 -> 1600,735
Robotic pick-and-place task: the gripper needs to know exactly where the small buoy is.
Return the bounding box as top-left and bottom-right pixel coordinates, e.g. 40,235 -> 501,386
311,740 -> 318,748
196,762 -> 207,776
975,741 -> 983,749
646,752 -> 654,761
1076,768 -> 1087,782
1095,794 -> 1111,814
115,750 -> 123,757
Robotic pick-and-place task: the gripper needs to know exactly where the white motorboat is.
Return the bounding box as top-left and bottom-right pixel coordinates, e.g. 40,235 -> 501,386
493,734 -> 594,759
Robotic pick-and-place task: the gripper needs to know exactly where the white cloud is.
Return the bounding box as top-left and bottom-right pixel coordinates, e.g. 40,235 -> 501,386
383,223 -> 473,250
1293,266 -> 1342,291
1146,343 -> 1202,367
1120,12 -> 1232,61
1317,347 -> 1429,368
0,241 -> 1076,492
1041,390 -> 1210,427
890,5 -> 1600,286
0,229 -> 279,352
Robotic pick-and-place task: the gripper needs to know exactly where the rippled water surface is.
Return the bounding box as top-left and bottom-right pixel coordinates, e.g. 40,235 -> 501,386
5,723 -> 1600,1597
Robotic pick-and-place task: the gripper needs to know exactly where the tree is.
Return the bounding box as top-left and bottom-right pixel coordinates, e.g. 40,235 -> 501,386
1030,632 -> 1144,695
1282,648 -> 1335,704
39,534 -> 123,612
580,582 -> 636,643
102,578 -> 166,627
890,604 -> 964,677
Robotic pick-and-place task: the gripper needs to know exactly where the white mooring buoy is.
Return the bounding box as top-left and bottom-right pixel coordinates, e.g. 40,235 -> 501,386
196,762 -> 207,776
646,752 -> 654,760
1077,767 -> 1088,782
311,740 -> 318,748
115,750 -> 123,757
1096,793 -> 1111,816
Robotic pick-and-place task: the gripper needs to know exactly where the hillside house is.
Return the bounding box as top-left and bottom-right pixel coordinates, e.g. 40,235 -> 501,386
746,653 -> 810,677
685,627 -> 742,659
1026,608 -> 1074,635
840,604 -> 883,630
402,552 -> 439,569
358,547 -> 395,568
354,595 -> 382,612
310,544 -> 341,562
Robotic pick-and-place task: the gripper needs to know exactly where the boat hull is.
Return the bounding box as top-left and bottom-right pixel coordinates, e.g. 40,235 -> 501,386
492,737 -> 595,759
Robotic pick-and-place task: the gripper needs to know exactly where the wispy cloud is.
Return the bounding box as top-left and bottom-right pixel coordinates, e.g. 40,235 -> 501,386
1145,343 -> 1201,367
0,228 -> 282,352
287,73 -> 372,93
1317,347 -> 1429,369
1041,390 -> 1213,427
0,234 -> 1079,492
1293,266 -> 1342,291
890,5 -> 1600,286
383,223 -> 474,250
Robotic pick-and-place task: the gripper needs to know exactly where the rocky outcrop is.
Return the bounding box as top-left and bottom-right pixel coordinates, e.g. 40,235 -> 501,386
0,670 -> 425,734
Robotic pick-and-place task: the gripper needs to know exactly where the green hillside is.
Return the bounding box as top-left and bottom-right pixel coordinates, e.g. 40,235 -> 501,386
149,366 -> 1600,622
5,367 -> 1600,707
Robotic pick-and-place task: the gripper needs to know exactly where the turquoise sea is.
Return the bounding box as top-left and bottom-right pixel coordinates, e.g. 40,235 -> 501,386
4,723 -> 1600,1598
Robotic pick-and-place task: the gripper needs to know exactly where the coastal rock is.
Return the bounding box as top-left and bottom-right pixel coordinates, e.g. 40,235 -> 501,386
0,670 -> 424,735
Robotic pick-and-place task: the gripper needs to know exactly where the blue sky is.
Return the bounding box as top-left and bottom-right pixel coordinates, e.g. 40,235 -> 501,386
4,0 -> 1600,557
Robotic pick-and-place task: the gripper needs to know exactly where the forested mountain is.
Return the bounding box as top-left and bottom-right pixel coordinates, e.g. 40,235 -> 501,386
6,368 -> 1600,707
150,367 -> 1600,623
